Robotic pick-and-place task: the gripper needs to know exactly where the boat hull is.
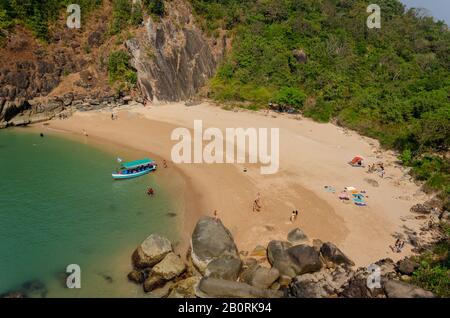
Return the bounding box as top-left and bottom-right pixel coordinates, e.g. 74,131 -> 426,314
112,166 -> 157,180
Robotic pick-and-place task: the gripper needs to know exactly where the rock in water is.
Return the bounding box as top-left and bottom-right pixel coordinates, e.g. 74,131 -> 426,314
127,270 -> 145,284
190,217 -> 239,273
320,242 -> 355,267
132,234 -> 172,269
240,265 -> 280,289
384,280 -> 435,298
143,275 -> 167,293
195,277 -> 283,298
152,252 -> 186,280
286,245 -> 323,275
287,228 -> 308,244
205,256 -> 242,281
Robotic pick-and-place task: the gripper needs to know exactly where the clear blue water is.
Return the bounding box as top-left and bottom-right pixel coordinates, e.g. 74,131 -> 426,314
0,129 -> 180,297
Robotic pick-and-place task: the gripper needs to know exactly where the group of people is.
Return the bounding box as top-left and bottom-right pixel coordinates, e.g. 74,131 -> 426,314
390,238 -> 405,253
290,210 -> 299,223
145,160 -> 168,197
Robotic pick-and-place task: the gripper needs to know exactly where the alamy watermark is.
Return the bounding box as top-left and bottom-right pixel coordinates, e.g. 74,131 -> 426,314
367,4 -> 381,29
66,264 -> 81,289
366,264 -> 381,289
171,120 -> 279,175
66,4 -> 81,29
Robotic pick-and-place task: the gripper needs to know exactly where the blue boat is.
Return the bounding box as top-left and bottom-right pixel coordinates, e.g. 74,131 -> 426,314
112,158 -> 157,180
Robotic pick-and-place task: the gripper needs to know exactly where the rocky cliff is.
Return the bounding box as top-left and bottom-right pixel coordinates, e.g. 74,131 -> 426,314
126,0 -> 225,102
0,0 -> 225,127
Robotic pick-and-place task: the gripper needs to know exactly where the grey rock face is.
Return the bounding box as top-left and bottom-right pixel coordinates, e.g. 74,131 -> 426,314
195,277 -> 283,298
127,270 -> 146,284
132,234 -> 173,269
268,241 -> 322,277
286,245 -> 323,275
320,242 -> 355,267
190,217 -> 239,273
240,265 -> 280,289
290,265 -> 354,298
267,240 -> 294,277
287,228 -> 308,244
205,255 -> 242,281
126,1 -> 224,103
152,252 -> 186,280
396,258 -> 419,276
168,276 -> 200,298
384,280 -> 434,298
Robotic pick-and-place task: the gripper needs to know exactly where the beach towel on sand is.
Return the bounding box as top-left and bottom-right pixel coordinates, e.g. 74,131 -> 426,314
339,192 -> 350,200
324,186 -> 336,193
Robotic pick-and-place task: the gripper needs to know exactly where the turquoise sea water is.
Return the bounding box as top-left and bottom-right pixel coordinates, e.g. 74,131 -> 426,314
0,128 -> 180,297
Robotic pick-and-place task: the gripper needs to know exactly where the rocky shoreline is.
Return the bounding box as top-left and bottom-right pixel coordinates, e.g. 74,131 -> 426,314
127,216 -> 439,298
0,92 -> 144,129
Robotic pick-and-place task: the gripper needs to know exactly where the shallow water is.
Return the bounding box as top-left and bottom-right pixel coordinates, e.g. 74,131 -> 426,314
0,128 -> 181,297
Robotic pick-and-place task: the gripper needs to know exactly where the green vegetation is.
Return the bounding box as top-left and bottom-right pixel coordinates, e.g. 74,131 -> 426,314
110,0 -> 165,35
107,49 -> 137,91
0,0 -> 102,40
143,0 -> 165,18
191,0 -> 450,201
274,87 -> 307,111
412,223 -> 450,297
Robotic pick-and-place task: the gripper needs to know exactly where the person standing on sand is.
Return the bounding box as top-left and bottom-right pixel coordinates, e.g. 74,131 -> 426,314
213,210 -> 219,221
290,210 -> 299,223
163,160 -> 168,168
253,193 -> 262,212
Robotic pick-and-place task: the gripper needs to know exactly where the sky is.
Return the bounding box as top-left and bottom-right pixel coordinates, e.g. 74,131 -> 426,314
400,0 -> 450,24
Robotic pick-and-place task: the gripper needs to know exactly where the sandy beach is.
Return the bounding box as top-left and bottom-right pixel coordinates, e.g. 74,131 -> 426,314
41,102 -> 431,267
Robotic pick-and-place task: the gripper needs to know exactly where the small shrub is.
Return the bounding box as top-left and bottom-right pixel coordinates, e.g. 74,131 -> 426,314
108,50 -> 137,89
273,87 -> 307,110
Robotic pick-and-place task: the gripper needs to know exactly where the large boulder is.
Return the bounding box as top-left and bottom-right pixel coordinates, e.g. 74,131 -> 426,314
290,267 -> 353,298
205,256 -> 242,281
240,265 -> 280,289
195,277 -> 283,298
287,228 -> 308,244
396,258 -> 419,276
132,234 -> 173,269
190,217 -> 239,273
127,270 -> 146,284
143,275 -> 166,293
152,252 -> 186,280
383,280 -> 434,298
320,242 -> 355,267
286,245 -> 323,275
168,276 -> 200,298
268,241 -> 322,277
267,240 -> 294,277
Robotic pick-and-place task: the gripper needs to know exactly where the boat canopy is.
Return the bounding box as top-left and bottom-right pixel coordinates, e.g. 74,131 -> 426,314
121,158 -> 154,169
